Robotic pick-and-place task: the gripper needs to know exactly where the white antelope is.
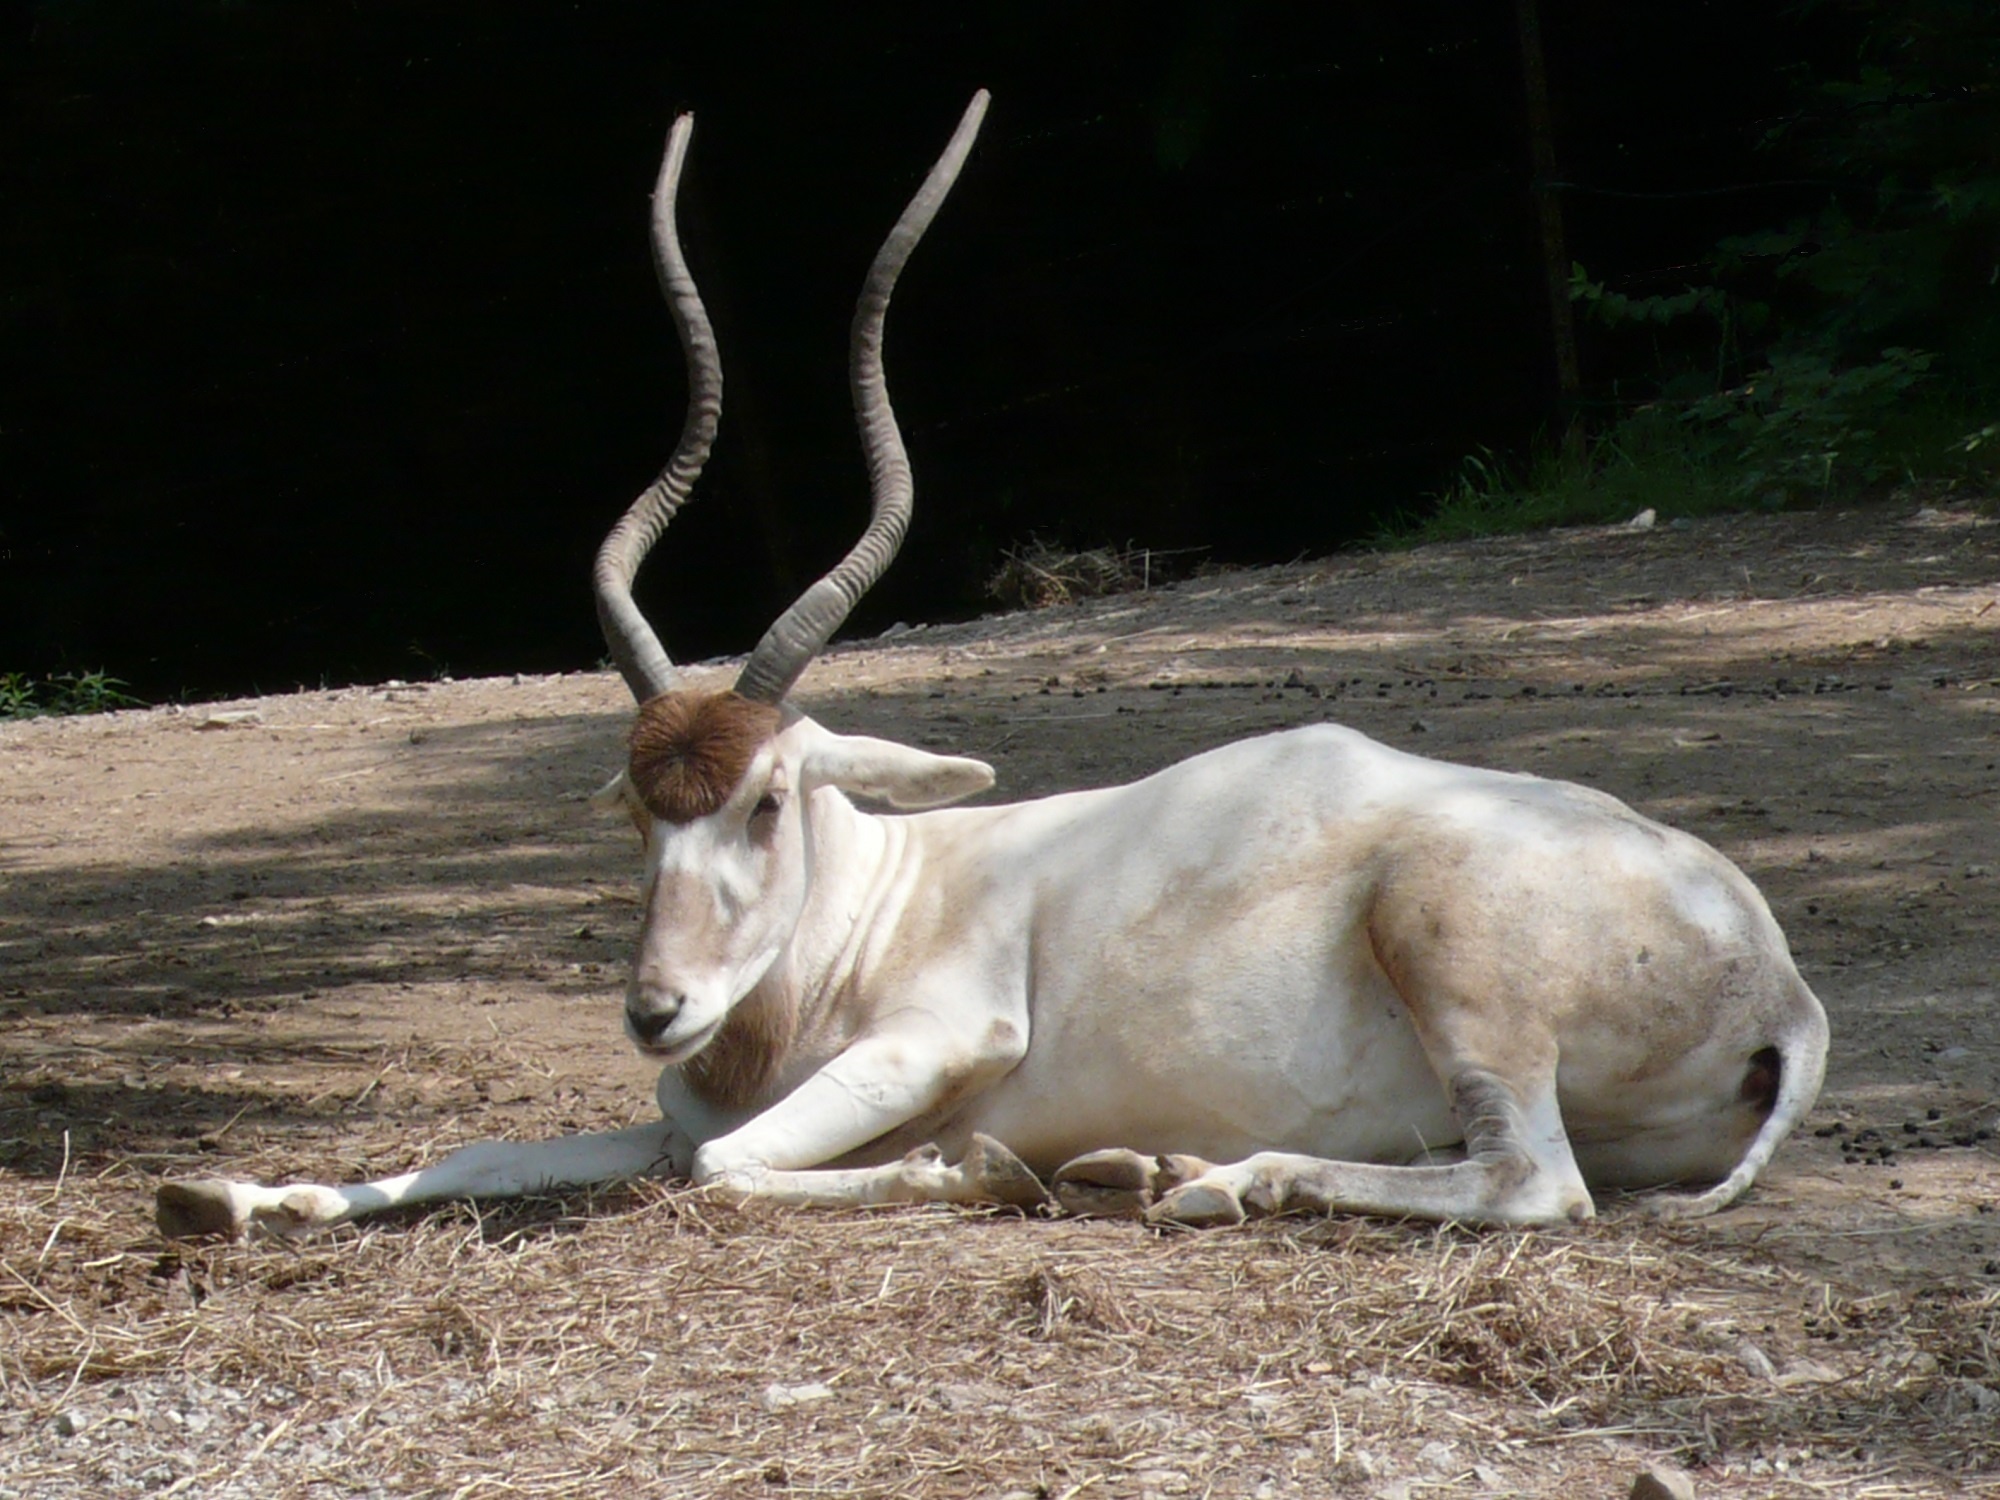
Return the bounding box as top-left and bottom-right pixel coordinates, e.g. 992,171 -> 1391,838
158,92 -> 1828,1242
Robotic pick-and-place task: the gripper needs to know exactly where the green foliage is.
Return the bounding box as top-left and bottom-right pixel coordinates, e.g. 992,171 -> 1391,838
1394,0 -> 2000,546
1379,425 -> 1740,547
1747,4 -> 2000,365
1956,421 -> 2000,455
1681,345 -> 1934,501
1568,267 -> 1726,330
0,669 -> 142,719
1387,387 -> 1994,548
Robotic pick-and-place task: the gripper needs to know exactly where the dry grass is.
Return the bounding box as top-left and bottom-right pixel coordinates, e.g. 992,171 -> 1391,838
986,540 -> 1202,609
4,1163 -> 1998,1498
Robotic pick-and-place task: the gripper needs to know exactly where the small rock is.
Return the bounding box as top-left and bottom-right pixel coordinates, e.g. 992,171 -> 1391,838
760,1381 -> 833,1412
52,1409 -> 89,1438
1627,508 -> 1658,531
933,1381 -> 1007,1413
1776,1357 -> 1841,1387
1415,1439 -> 1456,1471
1934,1379 -> 2000,1417
1334,1450 -> 1380,1482
1735,1340 -> 1778,1380
1631,1463 -> 1698,1500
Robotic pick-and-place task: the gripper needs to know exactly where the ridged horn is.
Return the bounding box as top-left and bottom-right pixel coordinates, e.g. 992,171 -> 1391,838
592,112 -> 721,704
733,89 -> 990,705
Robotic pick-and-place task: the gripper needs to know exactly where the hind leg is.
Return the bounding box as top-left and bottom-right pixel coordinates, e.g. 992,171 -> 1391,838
1053,1000 -> 1595,1230
1144,1058 -> 1593,1227
1138,884 -> 1601,1228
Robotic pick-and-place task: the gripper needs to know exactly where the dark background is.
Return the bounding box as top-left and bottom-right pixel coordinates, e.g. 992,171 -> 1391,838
2,2 -> 1853,701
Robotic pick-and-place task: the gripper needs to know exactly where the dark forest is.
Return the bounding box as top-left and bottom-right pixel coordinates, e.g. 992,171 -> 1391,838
4,2 -> 1993,702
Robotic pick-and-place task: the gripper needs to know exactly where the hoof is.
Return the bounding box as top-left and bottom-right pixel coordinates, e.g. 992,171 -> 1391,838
1052,1148 -> 1159,1218
1147,1179 -> 1247,1229
698,1165 -> 767,1204
258,1186 -> 346,1237
156,1179 -> 247,1241
964,1134 -> 1052,1211
1053,1149 -> 1214,1218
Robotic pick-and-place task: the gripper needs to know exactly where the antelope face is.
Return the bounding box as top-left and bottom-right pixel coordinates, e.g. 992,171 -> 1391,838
622,752 -> 806,1060
596,691 -> 994,1063
594,691 -> 797,1060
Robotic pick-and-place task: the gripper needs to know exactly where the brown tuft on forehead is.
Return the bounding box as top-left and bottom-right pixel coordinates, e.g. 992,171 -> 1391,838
627,691 -> 783,824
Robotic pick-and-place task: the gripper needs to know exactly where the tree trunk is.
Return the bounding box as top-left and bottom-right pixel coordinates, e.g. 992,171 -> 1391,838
1514,0 -> 1582,450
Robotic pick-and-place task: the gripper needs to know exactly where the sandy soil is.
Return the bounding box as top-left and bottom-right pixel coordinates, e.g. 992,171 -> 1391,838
3,502 -> 1998,1497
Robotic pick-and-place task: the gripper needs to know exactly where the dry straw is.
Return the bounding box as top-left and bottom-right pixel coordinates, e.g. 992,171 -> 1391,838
987,540 -> 1206,610
4,1162 -> 1997,1497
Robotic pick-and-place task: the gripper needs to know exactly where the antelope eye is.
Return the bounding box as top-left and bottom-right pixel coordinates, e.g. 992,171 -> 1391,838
752,791 -> 784,820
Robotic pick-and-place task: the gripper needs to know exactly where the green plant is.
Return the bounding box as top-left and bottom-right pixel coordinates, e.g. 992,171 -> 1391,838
1681,344 -> 1934,502
0,669 -> 142,719
1956,421 -> 2000,455
1378,423 -> 1747,547
50,670 -> 141,715
0,673 -> 39,718
1568,266 -> 1728,333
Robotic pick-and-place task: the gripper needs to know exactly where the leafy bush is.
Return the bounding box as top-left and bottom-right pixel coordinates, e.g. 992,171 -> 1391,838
1391,0 -> 2000,544
1679,345 -> 1935,502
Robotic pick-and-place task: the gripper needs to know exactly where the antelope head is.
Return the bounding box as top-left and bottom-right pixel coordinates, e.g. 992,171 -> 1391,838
590,93 -> 995,1063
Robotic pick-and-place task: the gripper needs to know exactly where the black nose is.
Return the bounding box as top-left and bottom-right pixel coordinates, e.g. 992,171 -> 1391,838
626,992 -> 684,1047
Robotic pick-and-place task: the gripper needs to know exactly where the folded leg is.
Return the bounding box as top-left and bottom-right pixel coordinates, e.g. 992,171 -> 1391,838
1053,1063 -> 1593,1229
708,1134 -> 1049,1211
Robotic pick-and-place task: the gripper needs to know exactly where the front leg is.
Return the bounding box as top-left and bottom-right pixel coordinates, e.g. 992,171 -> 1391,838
690,1006 -> 1037,1209
157,1118 -> 689,1240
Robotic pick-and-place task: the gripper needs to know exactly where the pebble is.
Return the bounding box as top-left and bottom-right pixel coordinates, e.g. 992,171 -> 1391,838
1735,1341 -> 1778,1380
760,1381 -> 834,1411
1415,1439 -> 1456,1471
1631,1463 -> 1698,1500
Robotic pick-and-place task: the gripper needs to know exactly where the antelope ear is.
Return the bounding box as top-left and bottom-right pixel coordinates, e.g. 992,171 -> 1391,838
590,770 -> 632,813
591,769 -> 649,836
803,731 -> 995,809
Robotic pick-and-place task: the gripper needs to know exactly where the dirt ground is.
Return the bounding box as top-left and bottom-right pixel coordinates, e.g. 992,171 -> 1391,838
3,503 -> 1999,1498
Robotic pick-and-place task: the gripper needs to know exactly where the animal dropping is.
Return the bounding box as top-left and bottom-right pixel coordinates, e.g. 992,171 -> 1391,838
157,90 -> 1827,1242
